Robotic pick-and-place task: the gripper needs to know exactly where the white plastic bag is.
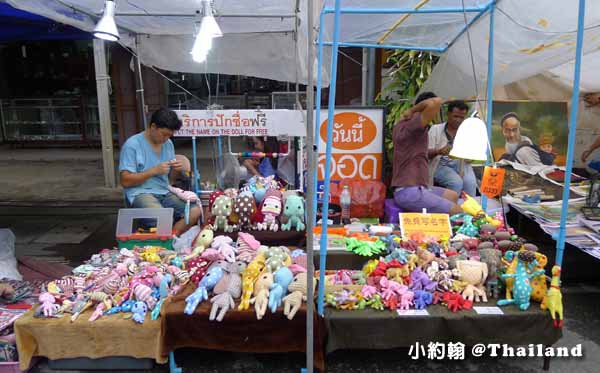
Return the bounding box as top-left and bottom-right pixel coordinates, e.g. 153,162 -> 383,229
0,229 -> 22,280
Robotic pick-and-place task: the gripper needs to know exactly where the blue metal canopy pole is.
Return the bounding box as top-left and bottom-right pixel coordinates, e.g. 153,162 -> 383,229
317,0 -> 342,316
556,0 -> 586,268
192,136 -> 200,195
481,1 -> 495,212
312,10 -> 326,227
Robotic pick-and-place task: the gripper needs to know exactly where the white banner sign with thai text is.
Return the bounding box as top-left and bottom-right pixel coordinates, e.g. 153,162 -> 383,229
174,110 -> 306,137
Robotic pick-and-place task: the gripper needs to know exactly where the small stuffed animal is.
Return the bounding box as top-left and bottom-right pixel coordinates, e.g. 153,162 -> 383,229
413,290 -> 433,310
497,251 -> 544,311
39,292 -> 59,317
210,261 -> 246,322
256,189 -> 283,231
238,252 -> 266,310
268,267 -> 294,313
211,196 -> 234,232
211,235 -> 237,263
186,227 -> 214,260
131,301 -> 147,323
250,272 -> 274,320
283,272 -> 312,320
236,232 -> 261,263
184,266 -> 224,315
409,268 -> 437,293
262,246 -> 292,273
281,195 -> 306,231
233,194 -> 257,231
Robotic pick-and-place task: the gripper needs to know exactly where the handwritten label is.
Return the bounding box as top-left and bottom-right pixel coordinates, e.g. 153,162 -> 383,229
399,213 -> 452,241
473,306 -> 504,315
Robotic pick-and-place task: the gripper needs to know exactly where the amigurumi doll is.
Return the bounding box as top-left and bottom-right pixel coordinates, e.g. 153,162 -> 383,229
281,195 -> 306,231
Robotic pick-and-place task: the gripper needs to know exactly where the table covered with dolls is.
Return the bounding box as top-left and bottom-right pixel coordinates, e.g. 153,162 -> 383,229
160,282 -> 327,370
13,247 -> 187,370
317,194 -> 564,365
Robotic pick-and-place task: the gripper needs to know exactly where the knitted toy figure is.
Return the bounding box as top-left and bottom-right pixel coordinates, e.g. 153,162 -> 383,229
211,235 -> 237,263
262,246 -> 292,273
456,260 -> 488,302
541,265 -> 563,328
497,251 -> 544,311
236,232 -> 261,263
413,290 -> 433,310
211,195 -> 234,232
281,195 -> 306,231
233,194 -> 257,231
283,272 -> 312,320
185,227 -> 214,260
238,252 -> 267,310
210,261 -> 246,322
478,247 -> 502,299
131,301 -> 148,324
184,266 -> 224,315
268,266 -> 294,313
409,268 -> 437,293
250,272 -> 274,320
256,189 -> 283,231
503,250 -> 547,302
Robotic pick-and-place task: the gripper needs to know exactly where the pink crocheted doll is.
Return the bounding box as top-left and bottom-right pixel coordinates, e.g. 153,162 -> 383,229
256,189 -> 282,232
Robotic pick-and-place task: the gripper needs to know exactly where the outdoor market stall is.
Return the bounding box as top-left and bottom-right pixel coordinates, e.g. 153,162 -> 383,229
306,0 -> 591,371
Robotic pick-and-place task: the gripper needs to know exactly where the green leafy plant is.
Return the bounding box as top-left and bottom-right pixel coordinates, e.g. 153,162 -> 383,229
376,50 -> 438,181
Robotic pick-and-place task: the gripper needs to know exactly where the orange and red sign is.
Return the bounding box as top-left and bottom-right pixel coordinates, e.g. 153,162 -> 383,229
317,108 -> 384,182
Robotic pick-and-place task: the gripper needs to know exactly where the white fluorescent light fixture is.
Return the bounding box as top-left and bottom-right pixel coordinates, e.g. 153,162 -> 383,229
190,0 -> 222,63
93,0 -> 120,41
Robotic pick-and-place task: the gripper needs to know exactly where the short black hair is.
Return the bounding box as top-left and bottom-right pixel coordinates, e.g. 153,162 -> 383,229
500,112 -> 520,128
414,91 -> 437,105
150,108 -> 182,131
447,100 -> 469,113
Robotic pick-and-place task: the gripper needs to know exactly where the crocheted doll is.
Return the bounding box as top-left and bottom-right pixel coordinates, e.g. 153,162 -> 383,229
236,232 -> 261,263
211,195 -> 234,233
233,194 -> 257,231
250,272 -> 273,320
256,189 -> 283,231
210,261 -> 246,322
281,195 -> 305,231
283,272 -> 313,320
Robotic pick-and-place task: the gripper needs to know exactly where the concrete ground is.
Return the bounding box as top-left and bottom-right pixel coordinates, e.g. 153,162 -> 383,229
1,206 -> 599,373
0,140 -> 237,204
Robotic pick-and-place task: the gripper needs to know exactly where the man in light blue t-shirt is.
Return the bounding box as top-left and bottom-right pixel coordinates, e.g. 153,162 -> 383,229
119,108 -> 201,235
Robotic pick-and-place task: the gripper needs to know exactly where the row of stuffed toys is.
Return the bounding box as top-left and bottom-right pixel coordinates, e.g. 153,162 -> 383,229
205,176 -> 306,233
325,194 -> 563,328
179,230 -> 311,321
35,246 -> 190,324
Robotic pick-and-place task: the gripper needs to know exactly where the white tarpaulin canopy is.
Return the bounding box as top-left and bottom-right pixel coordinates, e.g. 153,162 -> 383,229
319,0 -> 491,51
422,0 -> 600,97
5,0 -> 325,85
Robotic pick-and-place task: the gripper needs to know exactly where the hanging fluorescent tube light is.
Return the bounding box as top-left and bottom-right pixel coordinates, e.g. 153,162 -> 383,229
93,0 -> 120,41
190,0 -> 222,63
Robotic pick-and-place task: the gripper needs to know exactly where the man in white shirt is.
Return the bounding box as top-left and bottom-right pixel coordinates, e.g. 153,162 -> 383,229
499,112 -> 543,166
428,101 -> 477,196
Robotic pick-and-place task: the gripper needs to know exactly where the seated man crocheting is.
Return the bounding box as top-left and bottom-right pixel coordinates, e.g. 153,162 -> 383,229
391,92 -> 462,215
119,108 -> 201,235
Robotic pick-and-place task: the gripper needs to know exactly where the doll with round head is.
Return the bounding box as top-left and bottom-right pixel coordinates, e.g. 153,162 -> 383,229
256,189 -> 283,232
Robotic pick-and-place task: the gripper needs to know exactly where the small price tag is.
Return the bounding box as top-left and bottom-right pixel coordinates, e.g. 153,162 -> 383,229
473,306 -> 504,315
480,166 -> 506,198
397,309 -> 430,316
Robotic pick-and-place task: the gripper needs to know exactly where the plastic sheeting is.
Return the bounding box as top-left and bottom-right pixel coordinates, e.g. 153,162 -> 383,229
422,0 -> 600,98
319,0 -> 491,50
6,0 -> 326,85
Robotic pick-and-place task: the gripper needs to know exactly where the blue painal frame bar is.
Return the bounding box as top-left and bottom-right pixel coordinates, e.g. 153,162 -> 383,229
313,0 -> 586,315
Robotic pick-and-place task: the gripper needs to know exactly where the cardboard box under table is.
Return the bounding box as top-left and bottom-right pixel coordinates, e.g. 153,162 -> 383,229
14,309 -> 165,370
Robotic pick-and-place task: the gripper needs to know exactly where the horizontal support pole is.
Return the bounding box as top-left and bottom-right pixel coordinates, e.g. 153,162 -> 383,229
322,6 -> 488,15
111,12 -> 297,18
320,41 -> 446,52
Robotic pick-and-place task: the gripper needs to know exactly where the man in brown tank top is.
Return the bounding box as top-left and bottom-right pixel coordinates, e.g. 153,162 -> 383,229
391,92 -> 462,215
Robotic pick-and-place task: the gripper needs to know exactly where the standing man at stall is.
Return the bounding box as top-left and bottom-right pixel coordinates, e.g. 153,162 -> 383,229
392,92 -> 462,215
119,108 -> 201,235
428,100 -> 477,196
